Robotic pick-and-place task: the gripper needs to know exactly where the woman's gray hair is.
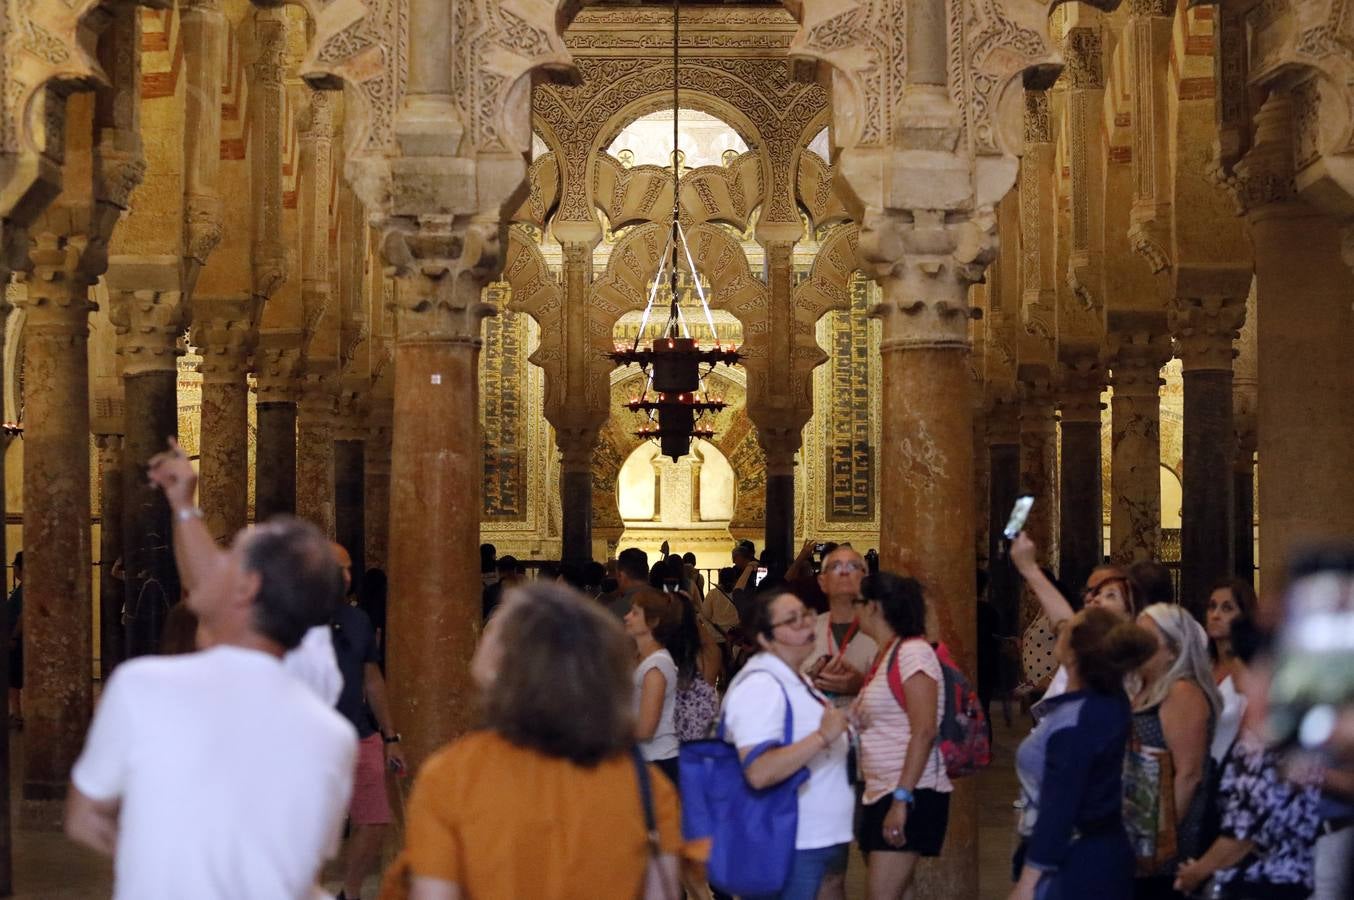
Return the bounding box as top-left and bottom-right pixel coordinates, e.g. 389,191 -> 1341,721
1137,603 -> 1222,716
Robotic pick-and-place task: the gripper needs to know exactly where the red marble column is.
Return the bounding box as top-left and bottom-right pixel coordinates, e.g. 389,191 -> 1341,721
1107,314 -> 1171,564
15,235 -> 96,809
191,296 -> 257,541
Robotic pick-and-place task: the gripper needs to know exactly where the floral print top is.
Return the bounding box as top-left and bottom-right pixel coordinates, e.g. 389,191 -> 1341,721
1215,731 -> 1321,892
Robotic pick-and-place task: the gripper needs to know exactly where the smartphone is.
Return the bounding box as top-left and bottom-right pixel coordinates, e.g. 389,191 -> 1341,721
814,542 -> 827,554
1002,495 -> 1035,540
1267,546 -> 1354,749
754,566 -> 768,586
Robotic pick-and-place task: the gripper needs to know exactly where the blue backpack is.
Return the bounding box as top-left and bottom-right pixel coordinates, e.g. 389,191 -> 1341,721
677,671 -> 810,896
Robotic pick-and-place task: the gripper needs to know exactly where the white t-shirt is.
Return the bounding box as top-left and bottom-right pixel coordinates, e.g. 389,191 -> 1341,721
801,613 -> 878,708
1043,665 -> 1071,703
1211,673 -> 1247,763
72,646 -> 358,900
856,638 -> 953,803
282,624 -> 343,705
635,649 -> 679,761
722,653 -> 854,850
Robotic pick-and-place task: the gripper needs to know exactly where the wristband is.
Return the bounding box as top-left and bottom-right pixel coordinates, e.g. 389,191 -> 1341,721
175,506 -> 204,523
892,787 -> 916,806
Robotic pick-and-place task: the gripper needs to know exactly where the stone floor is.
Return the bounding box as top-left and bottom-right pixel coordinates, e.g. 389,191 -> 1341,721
1,712 -> 1029,899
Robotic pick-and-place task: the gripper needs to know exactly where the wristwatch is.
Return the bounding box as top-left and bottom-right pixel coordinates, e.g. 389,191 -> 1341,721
383,732 -> 401,745
175,506 -> 204,523
892,787 -> 916,806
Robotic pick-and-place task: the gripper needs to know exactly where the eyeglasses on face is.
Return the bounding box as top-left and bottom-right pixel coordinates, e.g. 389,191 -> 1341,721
770,609 -> 815,629
824,560 -> 866,574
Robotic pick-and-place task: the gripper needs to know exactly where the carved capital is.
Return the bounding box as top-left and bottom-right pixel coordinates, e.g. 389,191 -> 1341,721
1017,364 -> 1055,427
105,257 -> 185,376
862,208 -> 995,350
1056,353 -> 1106,424
252,243 -> 290,301
1063,27 -> 1104,90
13,232 -> 98,332
95,131 -> 147,212
1106,312 -> 1172,398
297,371 -> 339,423
1230,92 -> 1300,216
254,330 -> 304,404
1169,296 -> 1246,373
757,426 -> 801,476
383,218 -> 499,345
1127,219 -> 1172,274
190,296 -> 259,382
555,424 -> 602,473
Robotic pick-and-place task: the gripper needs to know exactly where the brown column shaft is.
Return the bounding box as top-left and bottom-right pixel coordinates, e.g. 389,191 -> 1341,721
121,369 -> 181,658
988,439 -> 1021,630
763,448 -> 796,575
1058,418 -> 1102,593
19,279 -> 95,804
1179,368 -> 1234,613
1233,463 -> 1254,581
296,383 -> 336,537
880,346 -> 976,900
335,439 -> 366,579
387,340 -> 482,767
97,435 -> 125,677
255,401 -> 297,520
1252,211 -> 1354,594
560,468 -> 593,564
1018,388 -> 1057,564
364,415 -> 392,569
199,377 -> 250,540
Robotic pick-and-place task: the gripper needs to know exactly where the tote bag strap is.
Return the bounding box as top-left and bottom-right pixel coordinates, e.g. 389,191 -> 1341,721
716,668 -> 796,747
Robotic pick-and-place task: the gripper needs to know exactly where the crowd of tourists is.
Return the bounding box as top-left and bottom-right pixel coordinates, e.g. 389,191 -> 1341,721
49,437 -> 1354,900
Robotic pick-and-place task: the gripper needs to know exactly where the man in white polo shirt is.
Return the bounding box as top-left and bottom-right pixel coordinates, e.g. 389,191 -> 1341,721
64,438 -> 357,900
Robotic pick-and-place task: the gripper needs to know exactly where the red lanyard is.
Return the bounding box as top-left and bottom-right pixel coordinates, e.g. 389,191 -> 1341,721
860,638 -> 899,691
827,618 -> 860,659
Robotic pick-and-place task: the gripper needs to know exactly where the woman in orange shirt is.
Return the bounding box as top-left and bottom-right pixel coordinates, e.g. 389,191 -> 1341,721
384,582 -> 682,900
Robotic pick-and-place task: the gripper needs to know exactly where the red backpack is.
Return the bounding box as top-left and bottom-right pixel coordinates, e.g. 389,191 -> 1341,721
884,640 -> 991,779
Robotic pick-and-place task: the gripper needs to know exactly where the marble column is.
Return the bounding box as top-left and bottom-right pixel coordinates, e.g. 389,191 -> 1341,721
987,400 -> 1021,630
191,297 -> 256,540
254,337 -> 300,521
108,263 -> 184,659
15,235 -> 97,806
334,404 -> 366,579
556,426 -> 598,566
1107,315 -> 1171,564
364,401 -> 393,570
1232,291 -> 1257,582
296,373 -> 337,537
760,431 -> 799,575
873,236 -> 979,899
1249,210 -> 1354,593
1056,355 -> 1105,593
1017,367 -> 1057,567
386,274 -> 493,766
1170,296 -> 1245,612
1235,94 -> 1354,594
96,434 -> 125,678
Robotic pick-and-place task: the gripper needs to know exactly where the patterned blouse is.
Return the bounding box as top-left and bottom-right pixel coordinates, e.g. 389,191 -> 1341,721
1215,732 -> 1321,892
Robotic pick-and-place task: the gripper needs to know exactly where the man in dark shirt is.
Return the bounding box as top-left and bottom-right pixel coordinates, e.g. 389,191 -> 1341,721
330,544 -> 404,900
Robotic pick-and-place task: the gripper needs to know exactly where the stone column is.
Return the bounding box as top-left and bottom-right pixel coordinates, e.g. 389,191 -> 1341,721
364,399 -> 393,570
1017,366 -> 1057,567
986,399 -> 1021,629
1056,354 -> 1105,593
869,213 -> 982,899
296,373 -> 337,537
15,233 -> 97,807
1236,94 -> 1354,594
95,434 -> 125,678
191,297 -> 256,540
108,260 -> 184,658
254,335 -> 300,521
760,430 -> 800,575
385,255 -> 495,766
1232,289 -> 1257,581
1107,315 -> 1171,564
1170,296 -> 1245,612
334,397 -> 366,579
556,426 -> 599,565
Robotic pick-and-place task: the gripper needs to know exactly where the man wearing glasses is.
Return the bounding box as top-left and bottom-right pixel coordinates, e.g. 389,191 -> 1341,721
802,545 -> 878,707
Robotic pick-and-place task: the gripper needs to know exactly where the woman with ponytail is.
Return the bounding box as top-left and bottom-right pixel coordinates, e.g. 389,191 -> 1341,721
1009,608 -> 1158,900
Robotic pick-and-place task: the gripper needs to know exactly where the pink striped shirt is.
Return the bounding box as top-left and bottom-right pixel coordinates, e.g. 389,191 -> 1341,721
857,638 -> 952,804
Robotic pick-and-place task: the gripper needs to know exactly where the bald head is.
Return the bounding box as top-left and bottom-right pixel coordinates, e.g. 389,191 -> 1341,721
331,542 -> 352,592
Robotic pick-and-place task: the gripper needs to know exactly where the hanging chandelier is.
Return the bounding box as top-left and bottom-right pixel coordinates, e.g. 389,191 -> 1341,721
608,0 -> 742,462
